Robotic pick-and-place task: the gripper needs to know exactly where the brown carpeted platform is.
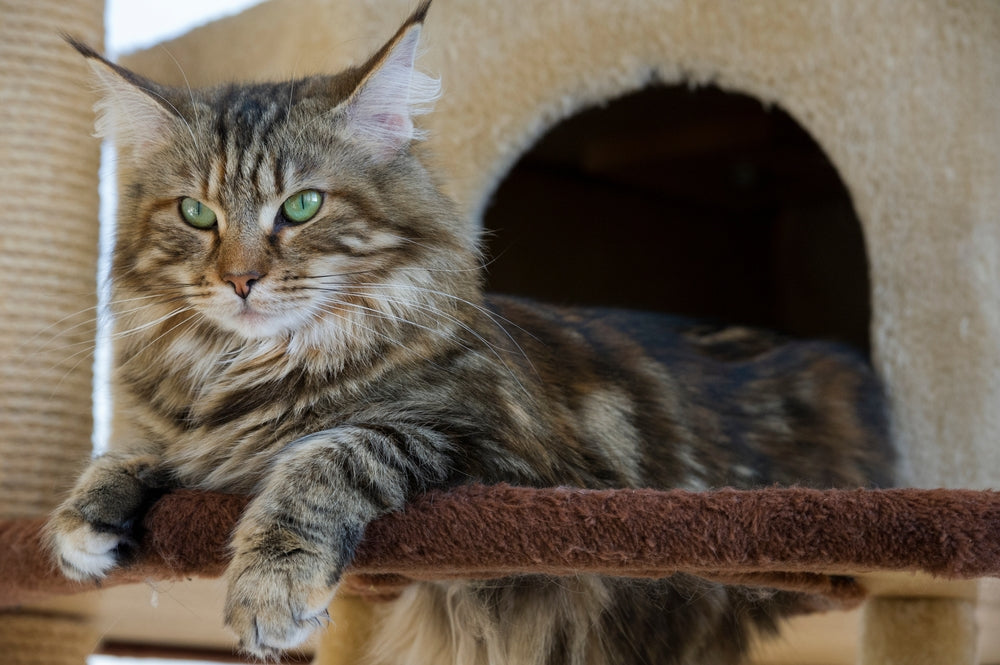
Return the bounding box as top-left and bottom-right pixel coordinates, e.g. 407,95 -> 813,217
3,485 -> 999,612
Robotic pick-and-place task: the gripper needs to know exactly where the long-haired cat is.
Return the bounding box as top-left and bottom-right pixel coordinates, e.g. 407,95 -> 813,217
48,3 -> 894,662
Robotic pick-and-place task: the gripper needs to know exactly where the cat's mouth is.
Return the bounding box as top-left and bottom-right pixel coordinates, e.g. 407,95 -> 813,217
235,304 -> 268,323
235,300 -> 283,323
218,299 -> 292,339
201,282 -> 312,340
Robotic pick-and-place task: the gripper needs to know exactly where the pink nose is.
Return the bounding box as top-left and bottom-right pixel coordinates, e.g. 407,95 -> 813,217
223,271 -> 263,299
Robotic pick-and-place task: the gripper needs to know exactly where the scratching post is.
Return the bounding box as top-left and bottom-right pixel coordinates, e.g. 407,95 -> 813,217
859,597 -> 979,665
0,614 -> 97,665
0,0 -> 104,661
312,596 -> 375,665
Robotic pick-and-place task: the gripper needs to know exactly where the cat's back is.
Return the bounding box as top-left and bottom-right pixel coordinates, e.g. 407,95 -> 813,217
484,295 -> 895,490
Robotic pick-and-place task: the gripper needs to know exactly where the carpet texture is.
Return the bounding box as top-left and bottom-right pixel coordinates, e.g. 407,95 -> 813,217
3,485 -> 999,612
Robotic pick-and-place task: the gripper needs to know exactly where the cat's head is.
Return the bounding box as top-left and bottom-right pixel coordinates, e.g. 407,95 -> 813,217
74,2 -> 479,359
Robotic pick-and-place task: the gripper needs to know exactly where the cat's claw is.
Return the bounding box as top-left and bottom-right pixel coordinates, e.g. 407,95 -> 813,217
224,552 -> 335,659
236,612 -> 325,660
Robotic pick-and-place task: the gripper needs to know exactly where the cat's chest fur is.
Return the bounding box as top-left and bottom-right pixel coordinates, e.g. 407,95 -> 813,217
112,298 -> 650,494
117,332 -> 399,492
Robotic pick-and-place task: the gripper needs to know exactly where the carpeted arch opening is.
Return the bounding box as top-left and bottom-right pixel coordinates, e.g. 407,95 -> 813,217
481,85 -> 872,353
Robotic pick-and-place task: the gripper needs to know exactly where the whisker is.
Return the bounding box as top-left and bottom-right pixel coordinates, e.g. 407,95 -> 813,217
114,305 -> 193,342
46,307 -> 194,392
347,281 -> 538,341
333,281 -> 540,377
161,45 -> 201,138
385,236 -> 504,273
24,303 -> 201,384
5,300 -> 155,371
108,292 -> 184,305
298,258 -> 491,280
153,45 -> 201,152
309,299 -> 465,380
291,268 -> 390,281
313,285 -> 532,397
117,309 -> 204,373
10,292 -> 204,368
318,295 -> 455,344
110,296 -> 189,318
11,306 -> 101,355
43,305 -> 192,373
47,339 -> 107,400
309,300 -> 396,345
352,291 -> 535,394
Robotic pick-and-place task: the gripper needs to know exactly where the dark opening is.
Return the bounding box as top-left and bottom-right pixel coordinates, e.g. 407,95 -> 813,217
481,85 -> 871,353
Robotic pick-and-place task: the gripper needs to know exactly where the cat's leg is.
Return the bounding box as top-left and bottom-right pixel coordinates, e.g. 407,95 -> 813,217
223,423 -> 451,659
46,450 -> 169,581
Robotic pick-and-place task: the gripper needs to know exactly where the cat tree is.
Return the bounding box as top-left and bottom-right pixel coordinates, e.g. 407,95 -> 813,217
1,0 -> 998,663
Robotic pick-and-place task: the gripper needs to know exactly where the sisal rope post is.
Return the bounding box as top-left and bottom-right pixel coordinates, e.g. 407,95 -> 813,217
0,0 -> 105,661
313,596 -> 376,665
859,597 -> 979,665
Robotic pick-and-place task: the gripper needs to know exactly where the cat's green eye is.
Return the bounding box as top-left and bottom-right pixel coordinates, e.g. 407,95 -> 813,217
281,190 -> 323,224
179,197 -> 217,229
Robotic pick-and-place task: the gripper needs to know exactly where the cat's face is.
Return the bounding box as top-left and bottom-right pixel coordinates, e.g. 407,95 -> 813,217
114,82 -> 442,342
78,15 -> 476,352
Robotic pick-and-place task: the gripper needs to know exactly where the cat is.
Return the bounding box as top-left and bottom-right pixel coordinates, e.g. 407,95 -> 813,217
48,2 -> 894,663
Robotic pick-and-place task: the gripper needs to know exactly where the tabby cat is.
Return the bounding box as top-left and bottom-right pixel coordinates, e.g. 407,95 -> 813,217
48,3 -> 894,663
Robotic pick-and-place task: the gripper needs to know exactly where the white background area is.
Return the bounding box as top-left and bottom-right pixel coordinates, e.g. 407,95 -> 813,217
106,0 -> 265,57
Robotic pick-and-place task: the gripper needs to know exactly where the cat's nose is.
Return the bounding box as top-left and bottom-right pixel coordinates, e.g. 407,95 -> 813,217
223,271 -> 264,299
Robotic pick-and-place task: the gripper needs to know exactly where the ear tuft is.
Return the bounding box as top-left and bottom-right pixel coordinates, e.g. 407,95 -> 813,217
67,38 -> 179,162
343,19 -> 440,160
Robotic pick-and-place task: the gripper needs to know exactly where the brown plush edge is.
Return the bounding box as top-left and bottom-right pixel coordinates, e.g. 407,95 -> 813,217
3,486 -> 1000,611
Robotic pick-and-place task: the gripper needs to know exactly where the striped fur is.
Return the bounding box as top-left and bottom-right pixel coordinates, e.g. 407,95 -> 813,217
49,4 -> 894,662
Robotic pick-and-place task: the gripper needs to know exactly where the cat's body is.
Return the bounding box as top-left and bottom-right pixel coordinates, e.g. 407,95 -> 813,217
115,295 -> 890,495
49,4 -> 893,663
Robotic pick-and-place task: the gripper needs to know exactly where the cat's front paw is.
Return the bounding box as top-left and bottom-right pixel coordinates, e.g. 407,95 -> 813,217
224,548 -> 335,659
46,454 -> 162,582
47,508 -> 134,582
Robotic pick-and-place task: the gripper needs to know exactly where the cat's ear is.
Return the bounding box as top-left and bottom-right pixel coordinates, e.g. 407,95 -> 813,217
65,37 -> 180,162
341,1 -> 440,160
